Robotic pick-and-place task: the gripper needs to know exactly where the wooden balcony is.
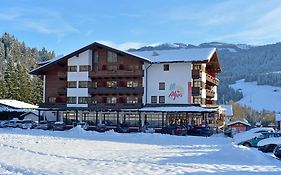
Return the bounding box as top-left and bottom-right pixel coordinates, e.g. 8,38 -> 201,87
39,103 -> 66,108
89,69 -> 144,79
89,87 -> 144,95
206,89 -> 215,98
192,70 -> 201,79
57,72 -> 67,80
89,103 -> 142,110
57,88 -> 67,96
205,100 -> 217,107
206,73 -> 219,86
192,87 -> 201,96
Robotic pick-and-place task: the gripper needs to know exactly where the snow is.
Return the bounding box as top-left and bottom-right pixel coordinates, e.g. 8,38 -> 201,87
124,106 -> 217,112
0,99 -> 38,109
227,120 -> 251,127
131,48 -> 216,63
0,128 -> 281,175
257,137 -> 281,147
230,79 -> 281,112
233,127 -> 275,144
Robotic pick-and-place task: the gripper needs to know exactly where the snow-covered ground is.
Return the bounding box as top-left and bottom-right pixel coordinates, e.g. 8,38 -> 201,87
0,128 -> 280,175
231,79 -> 281,112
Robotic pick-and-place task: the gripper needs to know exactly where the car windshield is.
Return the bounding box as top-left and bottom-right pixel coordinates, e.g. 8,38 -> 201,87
23,120 -> 32,124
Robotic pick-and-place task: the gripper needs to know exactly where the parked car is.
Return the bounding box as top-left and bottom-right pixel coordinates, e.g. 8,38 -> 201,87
238,132 -> 281,147
233,127 -> 275,145
0,120 -> 9,128
21,119 -> 34,129
53,122 -> 65,131
77,122 -> 89,130
8,119 -> 23,128
162,124 -> 188,136
273,145 -> 281,159
258,136 -> 281,152
36,121 -> 51,130
95,123 -> 107,132
187,126 -> 213,137
117,123 -> 130,133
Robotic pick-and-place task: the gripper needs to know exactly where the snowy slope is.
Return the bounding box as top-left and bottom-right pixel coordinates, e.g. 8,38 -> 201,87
230,79 -> 281,112
0,128 -> 281,175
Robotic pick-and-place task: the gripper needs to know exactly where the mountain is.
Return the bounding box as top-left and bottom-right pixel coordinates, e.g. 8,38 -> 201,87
130,42 -> 281,104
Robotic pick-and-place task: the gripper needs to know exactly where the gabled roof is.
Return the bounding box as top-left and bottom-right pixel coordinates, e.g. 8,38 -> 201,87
30,42 -> 150,75
130,48 -> 216,63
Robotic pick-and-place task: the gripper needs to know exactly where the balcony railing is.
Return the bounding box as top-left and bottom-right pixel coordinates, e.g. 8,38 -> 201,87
89,69 -> 144,79
206,73 -> 219,86
57,88 -> 67,96
89,87 -> 144,95
39,103 -> 66,108
58,72 -> 67,80
192,70 -> 201,79
206,89 -> 215,98
192,87 -> 201,96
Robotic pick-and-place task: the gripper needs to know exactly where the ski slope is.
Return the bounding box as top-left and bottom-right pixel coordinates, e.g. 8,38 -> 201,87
231,79 -> 281,112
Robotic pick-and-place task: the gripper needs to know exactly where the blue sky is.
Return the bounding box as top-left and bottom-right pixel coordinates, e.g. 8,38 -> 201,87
1,0 -> 281,55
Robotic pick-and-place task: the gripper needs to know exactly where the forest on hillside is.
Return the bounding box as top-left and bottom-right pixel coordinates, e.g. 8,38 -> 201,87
0,33 -> 55,105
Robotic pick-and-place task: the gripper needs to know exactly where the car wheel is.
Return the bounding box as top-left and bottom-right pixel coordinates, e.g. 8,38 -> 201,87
266,144 -> 277,152
243,142 -> 251,147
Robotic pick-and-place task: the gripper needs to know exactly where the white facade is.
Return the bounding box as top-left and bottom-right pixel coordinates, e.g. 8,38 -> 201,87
144,62 -> 192,105
67,50 -> 92,107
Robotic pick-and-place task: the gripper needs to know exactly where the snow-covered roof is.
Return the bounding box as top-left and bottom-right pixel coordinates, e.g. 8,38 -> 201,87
227,120 -> 251,127
123,106 -> 217,112
276,113 -> 281,121
0,99 -> 38,109
131,48 -> 216,63
220,105 -> 233,116
0,105 -> 32,112
257,137 -> 281,147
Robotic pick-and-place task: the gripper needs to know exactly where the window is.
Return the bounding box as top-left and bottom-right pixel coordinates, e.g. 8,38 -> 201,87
48,97 -> 56,103
127,81 -> 138,88
67,81 -> 77,88
107,81 -> 117,88
193,81 -> 202,87
78,97 -> 89,104
79,65 -> 90,72
127,97 -> 139,104
78,81 -> 89,88
151,96 -> 157,104
163,64 -> 169,71
107,51 -> 117,63
91,81 -> 97,88
193,97 -> 201,104
107,97 -> 117,104
159,96 -> 165,104
193,64 -> 201,70
93,51 -> 99,63
67,97 -> 76,104
68,66 -> 77,72
159,82 -> 165,90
